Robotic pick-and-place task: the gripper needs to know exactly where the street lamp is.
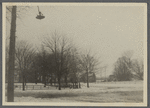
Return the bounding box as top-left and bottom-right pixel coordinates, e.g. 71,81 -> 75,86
36,6 -> 45,20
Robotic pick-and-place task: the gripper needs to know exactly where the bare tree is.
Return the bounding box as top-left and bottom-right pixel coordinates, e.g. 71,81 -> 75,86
113,50 -> 134,81
38,46 -> 49,87
15,40 -> 35,91
79,51 -> 99,88
113,57 -> 132,81
43,31 -> 72,90
66,48 -> 81,88
132,59 -> 144,80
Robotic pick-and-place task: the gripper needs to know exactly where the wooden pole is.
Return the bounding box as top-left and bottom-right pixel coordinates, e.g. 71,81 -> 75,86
7,6 -> 17,102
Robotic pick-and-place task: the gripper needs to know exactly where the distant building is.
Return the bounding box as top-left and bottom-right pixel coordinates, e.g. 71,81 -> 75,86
108,75 -> 116,81
80,72 -> 96,83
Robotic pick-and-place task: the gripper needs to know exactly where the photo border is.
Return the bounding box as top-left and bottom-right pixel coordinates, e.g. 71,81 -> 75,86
1,1 -> 149,107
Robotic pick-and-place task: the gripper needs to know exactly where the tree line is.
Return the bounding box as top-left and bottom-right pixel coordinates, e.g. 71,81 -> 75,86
111,51 -> 144,81
6,31 -> 100,90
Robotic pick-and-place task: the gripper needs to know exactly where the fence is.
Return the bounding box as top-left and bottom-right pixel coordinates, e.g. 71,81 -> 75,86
6,85 -> 52,90
6,84 -> 78,90
96,80 -> 143,84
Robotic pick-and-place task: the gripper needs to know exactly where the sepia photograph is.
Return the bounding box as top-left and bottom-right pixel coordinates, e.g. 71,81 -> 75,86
2,3 -> 147,106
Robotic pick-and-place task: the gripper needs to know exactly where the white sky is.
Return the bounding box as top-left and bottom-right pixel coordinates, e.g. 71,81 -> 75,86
6,4 -> 146,77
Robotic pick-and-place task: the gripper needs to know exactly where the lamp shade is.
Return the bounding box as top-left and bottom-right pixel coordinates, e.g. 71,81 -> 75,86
36,15 -> 45,20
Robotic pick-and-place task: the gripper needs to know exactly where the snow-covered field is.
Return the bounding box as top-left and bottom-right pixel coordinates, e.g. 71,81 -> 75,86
5,81 -> 143,102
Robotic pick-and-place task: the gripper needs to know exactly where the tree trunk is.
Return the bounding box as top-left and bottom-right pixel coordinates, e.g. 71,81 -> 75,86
58,77 -> 61,90
23,76 -> 25,91
78,78 -> 81,88
43,73 -> 46,87
54,76 -> 56,85
7,6 -> 17,102
75,82 -> 77,88
50,78 -> 52,85
87,71 -> 89,88
44,77 -> 46,87
79,81 -> 81,88
73,82 -> 74,88
65,75 -> 68,86
25,77 -> 26,86
35,71 -> 37,84
19,72 -> 22,83
50,74 -> 52,85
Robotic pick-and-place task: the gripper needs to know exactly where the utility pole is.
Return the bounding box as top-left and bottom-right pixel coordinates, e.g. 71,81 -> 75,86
7,6 -> 17,102
87,54 -> 89,88
105,66 -> 106,82
100,67 -> 103,83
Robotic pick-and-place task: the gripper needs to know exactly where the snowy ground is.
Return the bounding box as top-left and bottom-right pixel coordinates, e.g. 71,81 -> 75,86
5,81 -> 143,102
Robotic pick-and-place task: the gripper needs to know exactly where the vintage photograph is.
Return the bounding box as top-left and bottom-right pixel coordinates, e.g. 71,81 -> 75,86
3,3 -> 147,106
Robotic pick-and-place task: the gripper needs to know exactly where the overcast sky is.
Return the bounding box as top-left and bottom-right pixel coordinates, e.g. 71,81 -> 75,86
6,3 -> 146,77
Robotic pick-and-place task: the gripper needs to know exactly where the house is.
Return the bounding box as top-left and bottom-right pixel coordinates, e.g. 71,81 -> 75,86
108,75 -> 116,81
80,72 -> 96,83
